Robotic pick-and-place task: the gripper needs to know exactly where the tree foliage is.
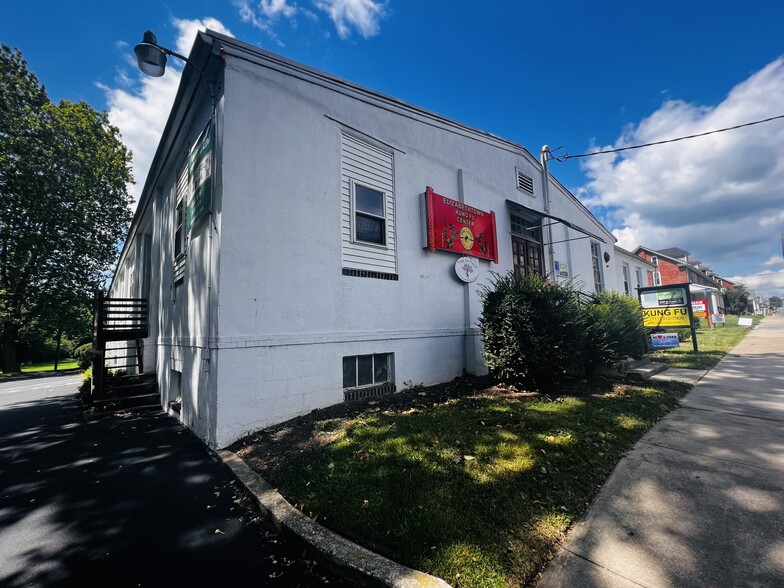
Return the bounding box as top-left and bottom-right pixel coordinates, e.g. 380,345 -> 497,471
724,284 -> 750,316
769,296 -> 782,310
0,45 -> 133,371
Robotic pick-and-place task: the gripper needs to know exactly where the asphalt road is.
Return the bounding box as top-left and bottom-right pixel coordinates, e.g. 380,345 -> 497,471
0,374 -> 343,587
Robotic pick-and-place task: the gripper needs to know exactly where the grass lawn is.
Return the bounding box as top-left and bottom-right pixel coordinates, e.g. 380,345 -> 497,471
233,377 -> 692,587
0,358 -> 78,376
651,314 -> 762,370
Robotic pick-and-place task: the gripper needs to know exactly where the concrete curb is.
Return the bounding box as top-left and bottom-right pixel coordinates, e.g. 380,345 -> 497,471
218,450 -> 452,588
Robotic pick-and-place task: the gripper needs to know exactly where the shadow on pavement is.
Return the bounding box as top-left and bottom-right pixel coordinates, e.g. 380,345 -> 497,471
538,320 -> 784,587
0,393 -> 340,587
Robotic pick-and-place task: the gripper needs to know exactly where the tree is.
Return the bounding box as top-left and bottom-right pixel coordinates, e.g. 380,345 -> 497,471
31,289 -> 93,370
769,296 -> 782,310
724,284 -> 751,316
0,45 -> 133,372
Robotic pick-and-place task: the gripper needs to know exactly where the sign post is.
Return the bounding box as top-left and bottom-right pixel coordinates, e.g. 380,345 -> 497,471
638,283 -> 698,353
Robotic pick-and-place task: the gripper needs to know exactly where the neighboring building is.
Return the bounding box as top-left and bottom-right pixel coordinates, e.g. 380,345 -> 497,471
715,276 -> 736,290
613,246 -> 656,296
107,30 -> 617,448
633,245 -> 730,321
634,246 -> 725,290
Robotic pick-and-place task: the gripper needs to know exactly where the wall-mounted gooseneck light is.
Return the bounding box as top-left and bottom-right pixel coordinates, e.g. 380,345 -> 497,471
134,30 -> 204,77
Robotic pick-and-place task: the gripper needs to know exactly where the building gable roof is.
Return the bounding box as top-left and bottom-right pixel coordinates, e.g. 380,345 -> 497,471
656,246 -> 691,259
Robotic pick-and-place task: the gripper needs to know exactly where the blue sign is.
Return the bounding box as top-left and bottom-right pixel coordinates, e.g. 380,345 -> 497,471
651,333 -> 680,349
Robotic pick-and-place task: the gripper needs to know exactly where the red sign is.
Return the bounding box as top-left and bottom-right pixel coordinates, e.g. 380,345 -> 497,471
691,299 -> 708,318
424,186 -> 498,263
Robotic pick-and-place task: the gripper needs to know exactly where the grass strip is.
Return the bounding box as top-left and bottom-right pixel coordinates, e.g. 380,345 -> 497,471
651,314 -> 760,370
1,358 -> 78,376
235,379 -> 691,587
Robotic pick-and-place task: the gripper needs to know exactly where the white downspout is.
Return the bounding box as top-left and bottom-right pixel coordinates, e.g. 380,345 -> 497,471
540,146 -> 556,279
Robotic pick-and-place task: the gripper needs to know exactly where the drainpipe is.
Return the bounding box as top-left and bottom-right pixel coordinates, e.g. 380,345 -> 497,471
540,146 -> 556,279
458,169 -> 470,374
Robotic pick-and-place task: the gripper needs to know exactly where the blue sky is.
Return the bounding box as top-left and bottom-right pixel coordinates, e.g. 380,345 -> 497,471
3,1 -> 784,295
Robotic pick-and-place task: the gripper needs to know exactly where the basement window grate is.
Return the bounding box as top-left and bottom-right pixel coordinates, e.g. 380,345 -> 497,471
344,382 -> 397,401
516,170 -> 534,195
342,268 -> 399,280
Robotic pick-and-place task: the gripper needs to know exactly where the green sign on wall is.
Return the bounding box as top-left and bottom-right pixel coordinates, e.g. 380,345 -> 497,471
186,121 -> 213,232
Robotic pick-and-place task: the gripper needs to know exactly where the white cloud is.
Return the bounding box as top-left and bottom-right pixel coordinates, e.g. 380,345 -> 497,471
759,210 -> 784,228
314,0 -> 386,38
727,269 -> 784,298
261,0 -> 297,18
762,255 -> 784,267
239,0 -> 386,39
579,56 -> 784,295
238,0 -> 297,38
101,18 -> 233,206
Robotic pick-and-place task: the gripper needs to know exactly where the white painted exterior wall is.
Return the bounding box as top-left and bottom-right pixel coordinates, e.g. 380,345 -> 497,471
110,31 -> 617,449
612,246 -> 656,298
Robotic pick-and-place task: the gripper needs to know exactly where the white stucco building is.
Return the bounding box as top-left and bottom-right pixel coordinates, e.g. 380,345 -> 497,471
109,30 -> 620,448
613,246 -> 657,296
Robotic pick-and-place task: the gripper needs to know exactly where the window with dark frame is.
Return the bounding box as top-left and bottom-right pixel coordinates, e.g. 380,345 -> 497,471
510,212 -> 544,276
622,263 -> 631,295
636,267 -> 643,290
591,242 -> 604,293
172,192 -> 187,288
174,198 -> 184,258
354,184 -> 386,245
343,353 -> 393,388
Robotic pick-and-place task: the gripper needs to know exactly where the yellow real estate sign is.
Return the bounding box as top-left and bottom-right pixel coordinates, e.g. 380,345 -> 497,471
642,306 -> 691,327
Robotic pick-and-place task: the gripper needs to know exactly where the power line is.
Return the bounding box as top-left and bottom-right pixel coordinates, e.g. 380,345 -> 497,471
552,114 -> 784,161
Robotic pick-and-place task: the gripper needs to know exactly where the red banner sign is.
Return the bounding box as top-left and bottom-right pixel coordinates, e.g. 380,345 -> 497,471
691,299 -> 708,318
424,186 -> 498,263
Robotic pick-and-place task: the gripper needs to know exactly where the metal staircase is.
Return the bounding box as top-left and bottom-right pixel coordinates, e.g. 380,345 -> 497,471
91,291 -> 159,413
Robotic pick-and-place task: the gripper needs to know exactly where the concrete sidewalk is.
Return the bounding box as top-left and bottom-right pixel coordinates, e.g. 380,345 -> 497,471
537,317 -> 784,588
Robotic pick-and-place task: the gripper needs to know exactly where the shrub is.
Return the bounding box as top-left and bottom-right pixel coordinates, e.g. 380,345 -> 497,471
78,366 -> 92,404
675,328 -> 692,342
479,271 -> 586,391
583,291 -> 647,372
73,343 -> 93,370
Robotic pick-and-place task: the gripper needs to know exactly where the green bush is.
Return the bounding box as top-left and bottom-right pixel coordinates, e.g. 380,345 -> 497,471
583,291 -> 647,372
78,366 -> 92,404
479,272 -> 586,391
675,328 -> 692,342
479,273 -> 652,388
73,343 -> 93,369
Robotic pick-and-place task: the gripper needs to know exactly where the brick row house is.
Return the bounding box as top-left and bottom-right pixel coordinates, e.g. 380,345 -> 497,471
633,246 -> 730,320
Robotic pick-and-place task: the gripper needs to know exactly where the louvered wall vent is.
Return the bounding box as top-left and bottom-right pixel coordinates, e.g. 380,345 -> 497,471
344,382 -> 396,401
517,170 -> 534,194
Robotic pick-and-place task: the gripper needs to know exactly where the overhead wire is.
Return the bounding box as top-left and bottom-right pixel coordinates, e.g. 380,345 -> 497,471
545,113 -> 784,285
550,113 -> 784,161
